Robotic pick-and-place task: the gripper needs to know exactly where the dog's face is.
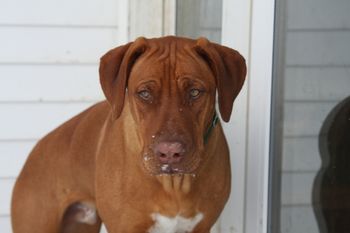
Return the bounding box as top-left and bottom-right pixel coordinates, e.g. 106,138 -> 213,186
99,36 -> 246,175
127,43 -> 216,175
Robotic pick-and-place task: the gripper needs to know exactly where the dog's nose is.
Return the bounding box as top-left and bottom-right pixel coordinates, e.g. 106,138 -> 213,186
154,141 -> 185,164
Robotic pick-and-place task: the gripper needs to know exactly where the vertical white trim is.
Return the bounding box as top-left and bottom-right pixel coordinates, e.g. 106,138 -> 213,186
128,0 -> 176,40
117,0 -> 129,44
221,0 -> 276,232
128,0 -> 163,40
245,1 -> 275,233
222,0 -> 252,58
221,0 -> 252,233
163,0 -> 176,35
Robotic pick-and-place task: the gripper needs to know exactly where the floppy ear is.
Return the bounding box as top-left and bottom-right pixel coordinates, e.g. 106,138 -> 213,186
194,38 -> 247,122
99,37 -> 147,119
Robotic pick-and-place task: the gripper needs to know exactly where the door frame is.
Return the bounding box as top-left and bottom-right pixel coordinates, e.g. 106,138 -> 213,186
221,0 -> 276,232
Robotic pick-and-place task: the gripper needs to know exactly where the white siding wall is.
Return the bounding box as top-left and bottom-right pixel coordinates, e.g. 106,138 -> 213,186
280,0 -> 350,232
0,0 -> 128,231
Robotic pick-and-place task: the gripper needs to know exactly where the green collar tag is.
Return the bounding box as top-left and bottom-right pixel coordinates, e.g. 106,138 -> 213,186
203,112 -> 219,144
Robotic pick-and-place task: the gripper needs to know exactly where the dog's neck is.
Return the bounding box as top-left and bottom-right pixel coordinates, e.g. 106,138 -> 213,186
203,112 -> 219,144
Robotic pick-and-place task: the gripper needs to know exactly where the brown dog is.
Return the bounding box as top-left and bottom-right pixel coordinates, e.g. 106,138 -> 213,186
11,36 -> 246,233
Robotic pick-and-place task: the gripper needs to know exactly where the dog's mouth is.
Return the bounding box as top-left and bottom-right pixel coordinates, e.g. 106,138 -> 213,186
142,150 -> 201,176
158,163 -> 188,174
140,130 -> 204,176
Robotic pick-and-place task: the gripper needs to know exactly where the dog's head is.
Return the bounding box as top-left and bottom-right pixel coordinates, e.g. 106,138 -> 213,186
99,36 -> 246,175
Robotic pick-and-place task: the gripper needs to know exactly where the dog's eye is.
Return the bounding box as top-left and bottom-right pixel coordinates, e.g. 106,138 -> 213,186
189,89 -> 201,99
138,90 -> 152,100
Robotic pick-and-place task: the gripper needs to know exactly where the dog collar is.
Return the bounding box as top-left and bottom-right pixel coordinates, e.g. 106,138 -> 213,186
203,112 -> 219,144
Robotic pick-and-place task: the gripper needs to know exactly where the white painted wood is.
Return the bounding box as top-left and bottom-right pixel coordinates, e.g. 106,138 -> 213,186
0,141 -> 35,177
245,0 -> 275,233
0,0 -> 119,26
0,217 -> 12,233
199,0 -> 222,28
176,0 -> 200,39
287,0 -> 350,29
199,29 -> 221,44
284,67 -> 350,101
176,0 -> 221,43
128,0 -> 176,40
286,31 -> 350,66
117,0 -> 129,44
0,178 -> 15,215
0,65 -> 103,101
163,0 -> 176,36
221,0 -> 251,232
0,103 -> 95,140
0,27 -> 120,64
129,0 -> 164,40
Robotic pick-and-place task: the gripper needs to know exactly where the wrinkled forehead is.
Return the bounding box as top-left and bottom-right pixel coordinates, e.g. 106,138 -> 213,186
129,42 -> 215,84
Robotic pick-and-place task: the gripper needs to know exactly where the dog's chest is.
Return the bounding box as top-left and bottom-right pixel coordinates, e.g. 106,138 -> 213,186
148,212 -> 203,233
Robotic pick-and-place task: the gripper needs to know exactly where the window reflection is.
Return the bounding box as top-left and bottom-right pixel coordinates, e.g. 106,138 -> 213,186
313,96 -> 350,233
270,0 -> 350,232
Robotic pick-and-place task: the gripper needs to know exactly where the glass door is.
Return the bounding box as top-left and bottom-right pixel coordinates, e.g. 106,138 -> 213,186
270,0 -> 350,233
176,0 -> 222,43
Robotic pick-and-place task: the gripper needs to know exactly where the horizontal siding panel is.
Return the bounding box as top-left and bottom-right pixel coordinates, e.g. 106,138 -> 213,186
281,205 -> 319,233
283,102 -> 337,137
284,67 -> 350,101
287,0 -> 350,29
0,0 -> 119,26
282,137 -> 321,172
286,31 -> 350,66
0,178 -> 15,215
281,172 -> 316,205
0,102 -> 96,140
0,27 -> 120,64
0,141 -> 36,177
0,216 -> 12,233
0,65 -> 104,101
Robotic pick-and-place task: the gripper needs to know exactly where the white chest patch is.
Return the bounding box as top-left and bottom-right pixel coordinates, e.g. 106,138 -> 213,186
148,212 -> 204,233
